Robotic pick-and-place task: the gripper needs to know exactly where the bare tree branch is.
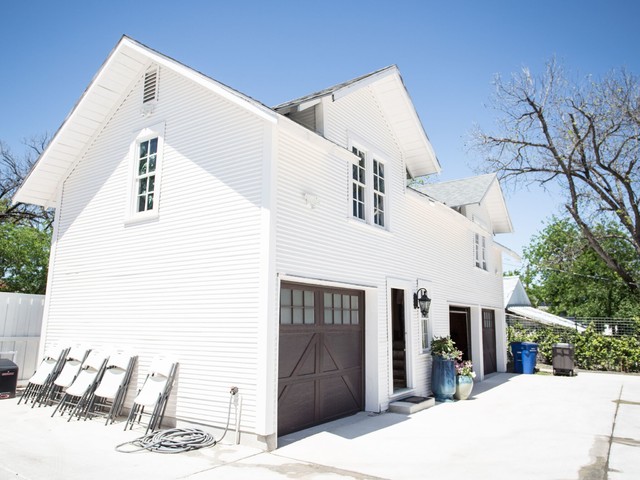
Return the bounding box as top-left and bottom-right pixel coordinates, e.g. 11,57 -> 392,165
471,61 -> 640,292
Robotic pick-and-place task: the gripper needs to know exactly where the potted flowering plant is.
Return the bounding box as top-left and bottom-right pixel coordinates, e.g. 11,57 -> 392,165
454,359 -> 476,400
430,336 -> 462,402
430,336 -> 462,360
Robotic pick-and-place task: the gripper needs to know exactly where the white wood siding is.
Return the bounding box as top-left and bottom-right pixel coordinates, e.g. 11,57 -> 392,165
275,88 -> 505,410
45,68 -> 267,432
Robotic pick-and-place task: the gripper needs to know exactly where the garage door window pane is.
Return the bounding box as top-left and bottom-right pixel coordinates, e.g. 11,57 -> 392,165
324,308 -> 332,324
281,289 -> 292,306
334,294 -> 342,309
304,308 -> 314,324
304,291 -> 314,306
281,287 -> 316,325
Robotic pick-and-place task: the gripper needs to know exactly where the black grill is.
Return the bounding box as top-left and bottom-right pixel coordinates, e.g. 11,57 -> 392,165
0,359 -> 19,399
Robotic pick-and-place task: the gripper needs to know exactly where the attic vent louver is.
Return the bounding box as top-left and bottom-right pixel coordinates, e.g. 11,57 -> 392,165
143,68 -> 158,103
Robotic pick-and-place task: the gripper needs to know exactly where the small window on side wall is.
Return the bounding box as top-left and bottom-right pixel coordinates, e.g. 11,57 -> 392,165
127,123 -> 165,222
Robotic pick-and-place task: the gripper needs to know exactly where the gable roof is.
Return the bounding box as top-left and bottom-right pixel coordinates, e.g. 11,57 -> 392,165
503,276 -> 531,308
14,36 -> 278,208
412,173 -> 513,234
15,37 -> 441,209
503,277 -> 585,331
274,66 -> 441,178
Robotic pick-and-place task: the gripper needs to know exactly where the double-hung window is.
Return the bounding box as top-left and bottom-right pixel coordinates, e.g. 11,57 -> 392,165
350,143 -> 387,228
474,233 -> 487,270
372,159 -> 385,227
127,122 -> 165,222
135,137 -> 158,213
352,147 -> 366,220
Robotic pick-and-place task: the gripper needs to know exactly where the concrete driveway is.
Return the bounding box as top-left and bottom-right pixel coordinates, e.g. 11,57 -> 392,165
0,371 -> 638,479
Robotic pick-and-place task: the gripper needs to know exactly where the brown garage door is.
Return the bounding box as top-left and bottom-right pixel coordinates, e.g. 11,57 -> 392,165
278,282 -> 364,436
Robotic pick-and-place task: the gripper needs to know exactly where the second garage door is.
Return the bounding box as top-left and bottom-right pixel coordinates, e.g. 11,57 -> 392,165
278,282 -> 364,436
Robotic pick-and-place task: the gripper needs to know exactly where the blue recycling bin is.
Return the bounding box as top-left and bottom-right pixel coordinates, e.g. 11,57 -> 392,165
511,342 -> 538,374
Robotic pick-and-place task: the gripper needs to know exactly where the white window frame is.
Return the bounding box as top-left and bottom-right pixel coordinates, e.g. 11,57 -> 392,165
372,158 -> 386,227
351,146 -> 366,221
125,122 -> 166,223
348,138 -> 389,229
474,233 -> 488,271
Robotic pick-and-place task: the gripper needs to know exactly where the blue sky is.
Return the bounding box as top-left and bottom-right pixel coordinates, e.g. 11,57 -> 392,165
2,0 -> 639,267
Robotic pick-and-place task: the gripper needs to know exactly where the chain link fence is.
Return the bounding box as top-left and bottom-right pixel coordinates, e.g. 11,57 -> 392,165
506,314 -> 640,373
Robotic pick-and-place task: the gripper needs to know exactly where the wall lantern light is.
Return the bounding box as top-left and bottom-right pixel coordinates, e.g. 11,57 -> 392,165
413,288 -> 431,317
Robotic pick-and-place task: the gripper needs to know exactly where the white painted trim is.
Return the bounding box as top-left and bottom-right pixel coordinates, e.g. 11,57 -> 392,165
331,67 -> 397,102
122,39 -> 278,124
278,115 -> 355,164
277,273 -> 377,291
256,122 -> 278,437
385,278 -> 415,398
37,188 -> 63,360
277,273 -> 380,413
469,305 -> 482,381
123,121 -> 166,224
347,134 -> 391,231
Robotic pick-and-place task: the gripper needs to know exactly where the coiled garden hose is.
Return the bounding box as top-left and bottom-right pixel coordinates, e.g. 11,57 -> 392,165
116,387 -> 236,454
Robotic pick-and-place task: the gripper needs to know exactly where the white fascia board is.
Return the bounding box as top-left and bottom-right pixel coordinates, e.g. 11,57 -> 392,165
298,98 -> 322,111
486,177 -> 514,234
13,46 -> 126,207
123,39 -> 278,124
495,242 -> 522,262
331,66 -> 397,101
278,115 -> 356,164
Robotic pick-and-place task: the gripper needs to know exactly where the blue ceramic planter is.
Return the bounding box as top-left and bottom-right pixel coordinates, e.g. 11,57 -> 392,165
431,356 -> 456,402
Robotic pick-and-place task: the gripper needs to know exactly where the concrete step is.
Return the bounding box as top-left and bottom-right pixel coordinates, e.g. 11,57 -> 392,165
388,395 -> 435,414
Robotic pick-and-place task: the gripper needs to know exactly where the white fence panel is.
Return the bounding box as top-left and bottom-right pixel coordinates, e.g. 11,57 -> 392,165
0,292 -> 45,380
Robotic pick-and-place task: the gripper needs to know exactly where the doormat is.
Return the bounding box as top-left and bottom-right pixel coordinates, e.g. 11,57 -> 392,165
399,396 -> 429,404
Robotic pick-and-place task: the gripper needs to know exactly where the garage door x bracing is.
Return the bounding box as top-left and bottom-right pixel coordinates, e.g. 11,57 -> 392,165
278,282 -> 364,436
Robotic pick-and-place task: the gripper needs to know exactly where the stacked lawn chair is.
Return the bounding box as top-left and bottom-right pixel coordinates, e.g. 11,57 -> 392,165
35,345 -> 90,407
18,345 -> 69,405
124,356 -> 178,433
84,351 -> 137,425
51,349 -> 109,420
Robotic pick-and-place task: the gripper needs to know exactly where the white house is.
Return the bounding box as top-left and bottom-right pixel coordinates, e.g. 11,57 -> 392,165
14,36 -> 514,450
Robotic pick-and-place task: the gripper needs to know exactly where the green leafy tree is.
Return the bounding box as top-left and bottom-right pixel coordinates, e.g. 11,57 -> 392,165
0,220 -> 50,293
473,60 -> 640,293
521,217 -> 640,317
0,136 -> 52,293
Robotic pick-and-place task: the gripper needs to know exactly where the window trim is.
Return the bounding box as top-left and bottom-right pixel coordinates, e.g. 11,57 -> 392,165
348,137 -> 389,230
474,232 -> 488,271
125,122 -> 166,224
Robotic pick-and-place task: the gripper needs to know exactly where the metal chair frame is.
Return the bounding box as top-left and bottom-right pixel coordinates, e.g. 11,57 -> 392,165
124,356 -> 178,434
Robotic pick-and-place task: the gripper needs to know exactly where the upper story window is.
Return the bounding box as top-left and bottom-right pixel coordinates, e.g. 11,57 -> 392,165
351,147 -> 366,220
373,159 -> 385,227
135,137 -> 158,213
475,233 -> 487,270
126,122 -> 165,223
349,142 -> 387,229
